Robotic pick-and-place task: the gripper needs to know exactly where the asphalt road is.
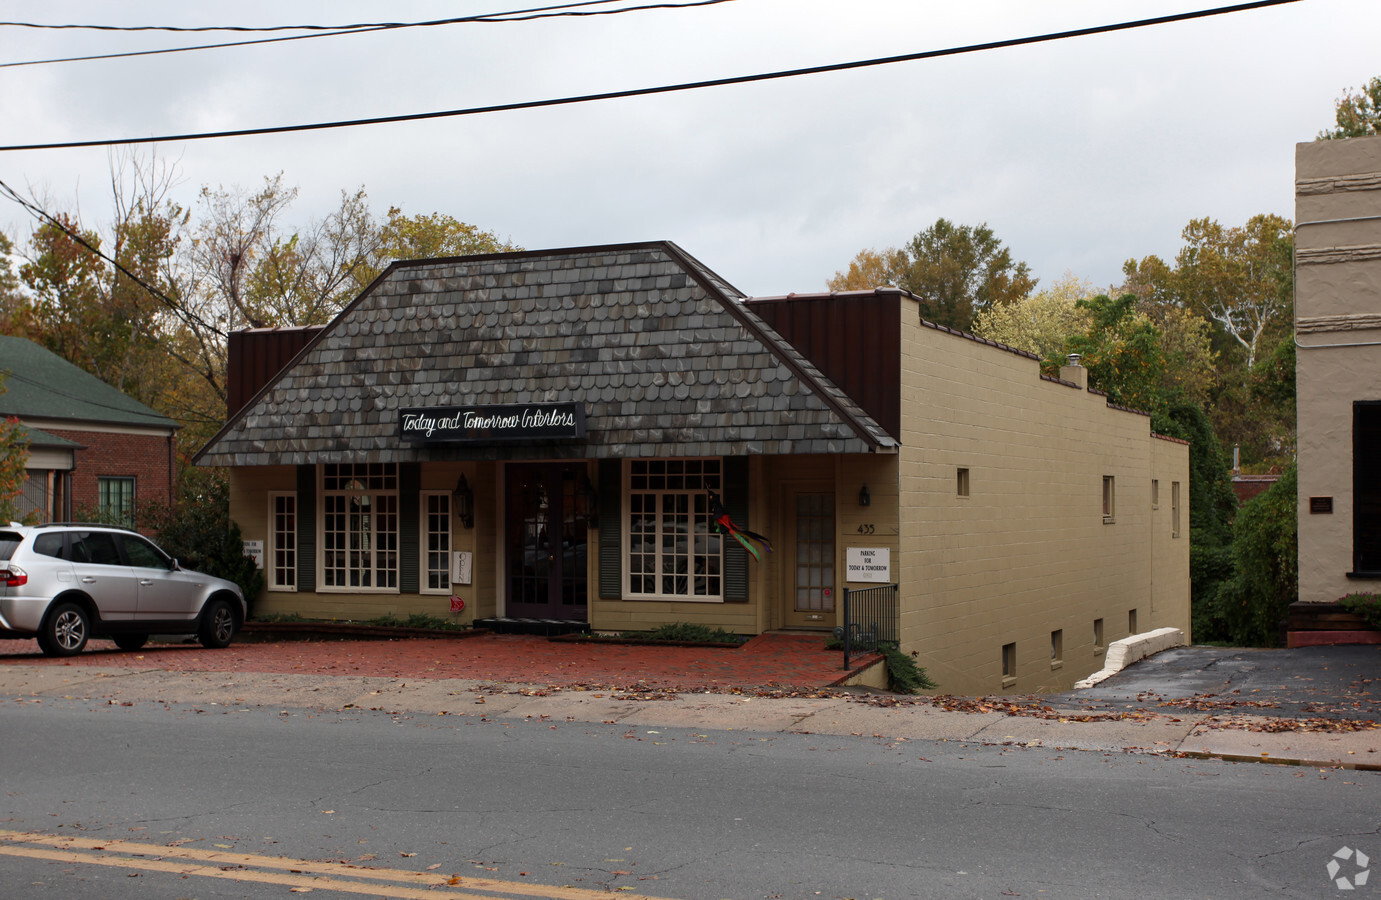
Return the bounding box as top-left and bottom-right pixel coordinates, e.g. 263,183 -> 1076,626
2,693 -> 1377,900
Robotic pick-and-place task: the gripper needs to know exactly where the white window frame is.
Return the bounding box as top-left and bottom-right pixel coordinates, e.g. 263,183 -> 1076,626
420,491 -> 452,595
1102,475 -> 1116,524
319,463 -> 399,593
624,458 -> 724,602
267,491 -> 297,591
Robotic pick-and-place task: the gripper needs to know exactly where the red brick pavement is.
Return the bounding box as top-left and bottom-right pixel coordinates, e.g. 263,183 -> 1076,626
0,632 -> 879,692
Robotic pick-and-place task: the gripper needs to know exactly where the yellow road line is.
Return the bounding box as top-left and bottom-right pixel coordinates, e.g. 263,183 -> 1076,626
0,830 -> 671,900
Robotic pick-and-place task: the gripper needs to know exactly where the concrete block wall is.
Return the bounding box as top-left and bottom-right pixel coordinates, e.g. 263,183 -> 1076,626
895,298 -> 1190,694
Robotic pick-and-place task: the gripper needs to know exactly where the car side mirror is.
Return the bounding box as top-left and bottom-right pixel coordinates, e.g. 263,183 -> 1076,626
170,558 -> 181,572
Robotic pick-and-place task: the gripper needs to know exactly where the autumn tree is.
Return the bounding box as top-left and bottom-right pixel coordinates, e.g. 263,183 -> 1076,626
0,375 -> 30,522
829,219 -> 1035,332
10,157 -> 522,454
972,272 -> 1094,360
350,207 -> 519,290
1173,214 -> 1293,371
1119,213 -> 1294,469
1318,76 -> 1381,140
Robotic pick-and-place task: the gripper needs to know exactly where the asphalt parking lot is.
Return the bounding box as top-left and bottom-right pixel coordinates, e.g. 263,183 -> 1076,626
1066,644 -> 1380,720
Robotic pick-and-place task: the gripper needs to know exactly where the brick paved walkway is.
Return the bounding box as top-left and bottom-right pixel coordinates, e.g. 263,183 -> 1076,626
0,632 -> 878,692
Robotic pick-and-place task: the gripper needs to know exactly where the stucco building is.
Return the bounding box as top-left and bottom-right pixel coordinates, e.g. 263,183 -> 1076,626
196,242 -> 1189,693
1,335 -> 178,527
1295,135 -> 1381,607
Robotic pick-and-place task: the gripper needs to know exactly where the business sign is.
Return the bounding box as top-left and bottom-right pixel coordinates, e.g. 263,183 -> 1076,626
845,547 -> 890,583
399,403 -> 585,443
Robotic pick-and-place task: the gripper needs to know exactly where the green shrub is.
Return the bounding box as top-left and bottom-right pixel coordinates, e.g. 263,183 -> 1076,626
142,468 -> 264,615
882,644 -> 937,693
1217,466 -> 1297,646
1339,592 -> 1381,630
363,613 -> 469,632
628,622 -> 742,643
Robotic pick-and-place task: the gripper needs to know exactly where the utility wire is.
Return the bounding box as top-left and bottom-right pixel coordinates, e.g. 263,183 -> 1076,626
0,0 -> 714,31
0,0 -> 1302,153
0,0 -> 737,70
0,177 -> 225,338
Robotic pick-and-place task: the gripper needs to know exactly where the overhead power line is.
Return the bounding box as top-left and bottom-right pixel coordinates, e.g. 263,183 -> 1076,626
0,177 -> 225,338
0,0 -> 737,70
0,0 -> 722,31
0,0 -> 1302,154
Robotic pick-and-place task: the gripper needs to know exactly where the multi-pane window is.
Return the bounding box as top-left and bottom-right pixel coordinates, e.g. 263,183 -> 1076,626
795,494 -> 835,612
322,463 -> 398,590
98,477 -> 135,527
269,493 -> 296,590
423,492 -> 451,593
627,459 -> 722,599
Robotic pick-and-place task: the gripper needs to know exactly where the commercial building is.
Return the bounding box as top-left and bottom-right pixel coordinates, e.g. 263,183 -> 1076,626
1295,134 -> 1381,610
196,242 -> 1189,693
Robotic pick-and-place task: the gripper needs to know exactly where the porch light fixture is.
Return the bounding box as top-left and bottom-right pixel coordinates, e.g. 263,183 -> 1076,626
453,475 -> 475,529
858,485 -> 871,507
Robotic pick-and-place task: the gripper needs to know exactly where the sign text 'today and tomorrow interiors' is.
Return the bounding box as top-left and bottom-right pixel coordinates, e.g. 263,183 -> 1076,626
398,403 -> 586,443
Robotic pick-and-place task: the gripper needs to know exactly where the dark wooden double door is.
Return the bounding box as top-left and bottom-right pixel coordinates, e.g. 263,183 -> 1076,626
505,463 -> 590,621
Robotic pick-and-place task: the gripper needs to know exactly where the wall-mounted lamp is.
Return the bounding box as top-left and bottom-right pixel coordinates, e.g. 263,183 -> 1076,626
858,485 -> 871,507
453,475 -> 475,529
581,474 -> 600,525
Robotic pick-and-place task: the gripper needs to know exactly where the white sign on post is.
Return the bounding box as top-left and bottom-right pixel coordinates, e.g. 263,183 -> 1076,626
452,551 -> 473,586
243,540 -> 264,570
845,547 -> 890,583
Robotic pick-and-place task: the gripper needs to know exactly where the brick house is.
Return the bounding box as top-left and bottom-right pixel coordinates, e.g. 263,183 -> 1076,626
196,242 -> 1189,693
0,336 -> 178,527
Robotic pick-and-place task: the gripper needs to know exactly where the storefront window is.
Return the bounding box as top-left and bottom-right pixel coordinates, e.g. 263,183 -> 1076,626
322,463 -> 398,590
268,492 -> 296,590
627,459 -> 722,600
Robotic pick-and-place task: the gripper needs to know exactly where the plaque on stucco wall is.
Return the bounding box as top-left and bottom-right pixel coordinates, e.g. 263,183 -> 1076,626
399,403 -> 586,443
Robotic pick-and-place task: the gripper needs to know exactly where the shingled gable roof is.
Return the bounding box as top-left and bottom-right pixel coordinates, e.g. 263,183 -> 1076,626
0,335 -> 177,431
195,241 -> 896,467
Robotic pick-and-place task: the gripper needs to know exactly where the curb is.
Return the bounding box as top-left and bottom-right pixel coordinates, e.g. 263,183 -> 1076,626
1075,627 -> 1184,688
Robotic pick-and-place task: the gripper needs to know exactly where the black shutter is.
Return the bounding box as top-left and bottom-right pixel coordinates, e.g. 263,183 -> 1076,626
723,456 -> 750,603
296,464 -> 316,593
598,458 -> 622,600
399,463 -> 420,593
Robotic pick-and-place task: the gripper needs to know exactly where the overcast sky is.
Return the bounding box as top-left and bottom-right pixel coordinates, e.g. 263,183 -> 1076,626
0,0 -> 1374,298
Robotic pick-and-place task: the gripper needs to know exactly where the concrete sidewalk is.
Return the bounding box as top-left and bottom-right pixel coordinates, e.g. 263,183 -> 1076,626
1,662 -> 1376,771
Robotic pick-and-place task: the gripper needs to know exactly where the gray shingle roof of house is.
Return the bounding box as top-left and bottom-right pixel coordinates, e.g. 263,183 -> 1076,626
0,336 -> 177,430
197,241 -> 895,466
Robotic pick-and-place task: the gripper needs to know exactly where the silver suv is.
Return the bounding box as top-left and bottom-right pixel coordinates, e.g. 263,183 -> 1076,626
0,523 -> 246,657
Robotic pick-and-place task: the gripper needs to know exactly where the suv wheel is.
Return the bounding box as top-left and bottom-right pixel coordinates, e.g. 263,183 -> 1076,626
113,633 -> 149,652
39,602 -> 90,657
198,599 -> 239,649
